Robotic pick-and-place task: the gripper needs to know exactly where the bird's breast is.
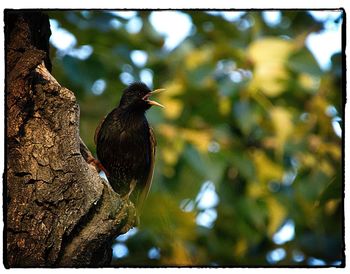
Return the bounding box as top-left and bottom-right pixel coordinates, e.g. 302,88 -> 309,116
96,113 -> 151,192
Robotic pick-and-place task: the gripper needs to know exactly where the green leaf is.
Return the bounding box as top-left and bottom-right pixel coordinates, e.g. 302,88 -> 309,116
288,48 -> 323,76
317,175 -> 342,206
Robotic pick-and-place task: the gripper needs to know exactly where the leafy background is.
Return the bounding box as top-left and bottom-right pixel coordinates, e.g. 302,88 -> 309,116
47,10 -> 343,266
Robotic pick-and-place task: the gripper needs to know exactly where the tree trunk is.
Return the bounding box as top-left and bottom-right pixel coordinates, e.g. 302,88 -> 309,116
5,10 -> 136,267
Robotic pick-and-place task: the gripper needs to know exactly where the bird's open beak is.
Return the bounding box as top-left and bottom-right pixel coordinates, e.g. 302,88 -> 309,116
143,88 -> 165,108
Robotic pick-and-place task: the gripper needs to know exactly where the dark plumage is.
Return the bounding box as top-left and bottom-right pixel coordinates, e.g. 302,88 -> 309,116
94,82 -> 164,213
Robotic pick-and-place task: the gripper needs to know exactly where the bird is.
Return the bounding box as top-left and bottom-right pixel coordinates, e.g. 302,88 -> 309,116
94,82 -> 164,214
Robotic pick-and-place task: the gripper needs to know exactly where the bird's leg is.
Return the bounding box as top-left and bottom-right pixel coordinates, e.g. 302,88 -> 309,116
79,136 -> 110,176
124,179 -> 140,226
87,157 -> 110,177
126,179 -> 137,199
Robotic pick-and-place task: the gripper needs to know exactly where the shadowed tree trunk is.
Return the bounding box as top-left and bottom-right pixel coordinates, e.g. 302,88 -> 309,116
5,10 -> 136,267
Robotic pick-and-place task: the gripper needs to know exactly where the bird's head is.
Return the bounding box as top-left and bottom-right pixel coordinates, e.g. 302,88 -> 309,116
119,82 -> 165,112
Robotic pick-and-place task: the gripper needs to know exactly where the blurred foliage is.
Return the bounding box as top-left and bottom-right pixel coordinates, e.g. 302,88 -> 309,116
47,10 -> 343,266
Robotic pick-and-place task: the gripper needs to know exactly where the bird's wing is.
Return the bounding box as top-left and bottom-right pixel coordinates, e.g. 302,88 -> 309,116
137,127 -> 157,213
94,115 -> 106,145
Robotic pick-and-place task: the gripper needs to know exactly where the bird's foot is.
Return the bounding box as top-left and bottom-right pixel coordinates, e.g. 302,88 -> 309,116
79,136 -> 110,176
86,157 -> 110,177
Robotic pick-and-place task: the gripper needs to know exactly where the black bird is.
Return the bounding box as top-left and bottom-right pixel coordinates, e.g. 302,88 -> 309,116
94,82 -> 164,213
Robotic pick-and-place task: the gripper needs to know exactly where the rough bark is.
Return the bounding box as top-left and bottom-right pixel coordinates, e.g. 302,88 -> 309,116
5,10 -> 136,267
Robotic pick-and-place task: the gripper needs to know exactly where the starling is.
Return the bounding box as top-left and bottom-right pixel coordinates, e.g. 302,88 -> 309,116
94,82 -> 164,213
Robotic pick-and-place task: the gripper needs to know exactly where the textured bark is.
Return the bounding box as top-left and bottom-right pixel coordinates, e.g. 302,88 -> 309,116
5,11 -> 136,267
